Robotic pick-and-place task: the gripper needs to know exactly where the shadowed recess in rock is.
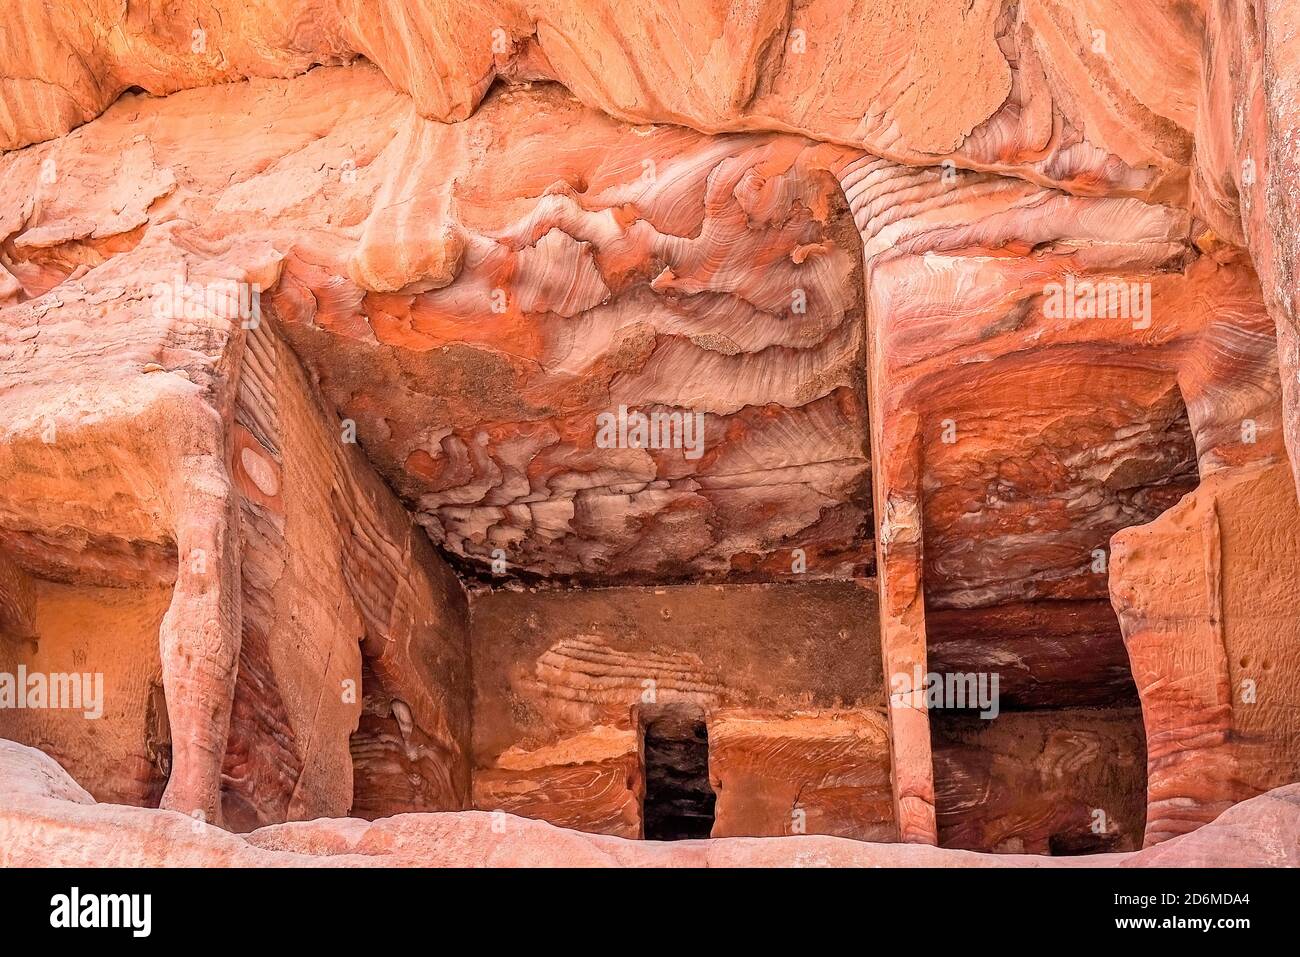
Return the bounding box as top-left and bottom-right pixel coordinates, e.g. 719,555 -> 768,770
641,711 -> 716,841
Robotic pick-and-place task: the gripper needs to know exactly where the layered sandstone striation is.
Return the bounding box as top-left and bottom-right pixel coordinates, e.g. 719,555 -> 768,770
934,709 -> 1148,854
0,224 -> 472,828
2,0 -> 1300,866
2,65 -> 873,584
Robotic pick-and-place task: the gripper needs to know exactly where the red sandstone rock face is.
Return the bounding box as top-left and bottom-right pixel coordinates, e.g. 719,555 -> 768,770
467,582 -> 886,838
1110,460 -> 1300,845
0,226 -> 472,828
708,708 -> 895,841
933,708 -> 1148,854
2,0 -> 1300,869
2,740 -> 1298,867
1,68 -> 873,583
0,0 -> 1201,201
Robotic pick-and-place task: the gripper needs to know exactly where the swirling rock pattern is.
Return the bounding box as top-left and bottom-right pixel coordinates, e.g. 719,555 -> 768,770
1,67 -> 873,583
310,85 -> 873,582
934,709 -> 1148,854
2,0 -> 1300,865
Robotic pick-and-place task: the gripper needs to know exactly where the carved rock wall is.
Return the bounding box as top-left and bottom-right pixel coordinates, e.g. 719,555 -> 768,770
468,581 -> 888,839
0,569 -> 171,806
709,708 -> 894,841
934,708 -> 1147,854
2,0 -> 1300,866
0,240 -> 473,827
1110,460 -> 1300,845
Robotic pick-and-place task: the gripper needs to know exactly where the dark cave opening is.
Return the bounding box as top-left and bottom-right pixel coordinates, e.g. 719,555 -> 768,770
641,713 -> 716,840
1048,829 -> 1124,857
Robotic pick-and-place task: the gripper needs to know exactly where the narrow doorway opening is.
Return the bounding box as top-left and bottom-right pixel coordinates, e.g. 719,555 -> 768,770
641,711 -> 716,840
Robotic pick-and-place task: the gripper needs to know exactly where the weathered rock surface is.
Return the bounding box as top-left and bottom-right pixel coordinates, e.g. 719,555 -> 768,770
0,236 -> 473,828
3,0 -> 1300,867
1111,459 -> 1300,846
468,581 -> 887,838
472,723 -> 644,839
709,708 -> 894,841
2,740 -> 1297,867
1193,1 -> 1300,507
843,130 -> 1284,842
1,66 -> 873,583
0,0 -> 1202,206
933,708 -> 1148,854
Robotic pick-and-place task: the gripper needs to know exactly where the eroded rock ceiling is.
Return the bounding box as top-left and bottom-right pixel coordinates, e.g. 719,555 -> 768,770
4,0 -> 1289,590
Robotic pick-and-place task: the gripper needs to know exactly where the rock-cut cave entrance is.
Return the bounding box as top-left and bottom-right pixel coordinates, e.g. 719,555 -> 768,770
923,367 -> 1199,855
640,709 -> 716,840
